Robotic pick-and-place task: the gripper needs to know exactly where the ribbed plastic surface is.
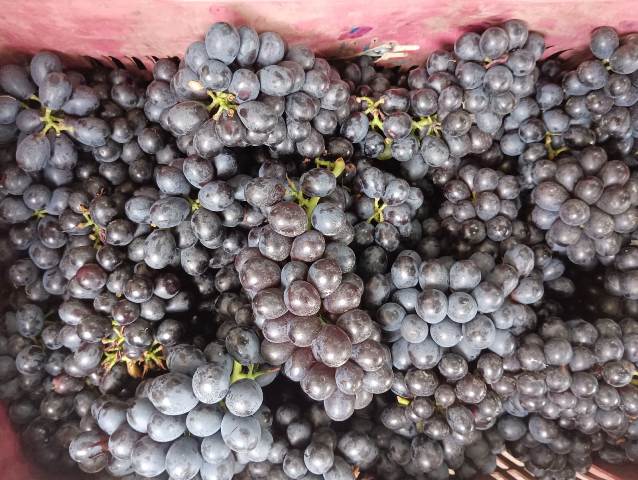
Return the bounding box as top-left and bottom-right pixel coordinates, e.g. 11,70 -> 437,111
0,0 -> 636,68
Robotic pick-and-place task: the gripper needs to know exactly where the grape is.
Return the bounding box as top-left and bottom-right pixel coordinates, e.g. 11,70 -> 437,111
301,363 -> 337,400
304,440 -> 335,474
462,315 -> 496,349
415,288 -> 448,324
192,363 -> 231,404
200,458 -> 235,480
204,22 -> 240,64
312,325 -> 352,367
220,412 -> 262,452
225,378 -> 263,417
201,432 -> 231,464
399,313 -> 429,343
0,64 -> 36,99
130,436 -> 169,477
166,436 -> 202,480
147,411 -> 186,442
149,373 -> 199,415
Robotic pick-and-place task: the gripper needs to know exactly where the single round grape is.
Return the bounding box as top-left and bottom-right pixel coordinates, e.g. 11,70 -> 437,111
131,436 -> 169,477
462,314 -> 496,350
312,324 -> 352,368
590,26 -> 619,60
220,412 -> 261,453
447,292 -> 479,323
400,314 -> 429,343
147,411 -> 186,442
430,318 -> 462,348
301,363 -> 337,401
225,378 -> 263,417
189,362 -> 231,404
166,436 -> 202,480
416,289 -> 448,324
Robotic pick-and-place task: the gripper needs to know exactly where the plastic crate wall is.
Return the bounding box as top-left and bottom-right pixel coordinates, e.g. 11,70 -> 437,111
0,0 -> 637,68
1,1 -> 638,479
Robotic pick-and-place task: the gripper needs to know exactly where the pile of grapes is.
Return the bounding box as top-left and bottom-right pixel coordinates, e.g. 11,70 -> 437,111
2,19 -> 638,480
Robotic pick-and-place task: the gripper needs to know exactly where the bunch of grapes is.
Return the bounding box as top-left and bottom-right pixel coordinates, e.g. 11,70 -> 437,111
439,165 -> 522,250
530,145 -> 638,267
337,20 -> 543,183
146,23 -> 351,159
233,161 -> 395,421
65,293 -> 279,477
379,244 -> 572,368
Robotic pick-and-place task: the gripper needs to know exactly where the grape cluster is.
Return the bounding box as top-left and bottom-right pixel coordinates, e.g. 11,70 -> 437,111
530,146 -> 638,267
0,52 -> 113,174
492,315 -> 638,477
234,164 -> 395,420
68,335 -> 278,478
439,165 -> 522,249
147,23 -> 350,158
380,244 -> 571,365
338,20 -> 542,184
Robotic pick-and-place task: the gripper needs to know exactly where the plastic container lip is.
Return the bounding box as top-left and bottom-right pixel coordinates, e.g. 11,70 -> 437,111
1,4 -> 637,479
0,405 -> 40,480
0,0 -> 635,68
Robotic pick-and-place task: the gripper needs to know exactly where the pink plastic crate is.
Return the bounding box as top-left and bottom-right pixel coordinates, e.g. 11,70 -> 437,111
0,0 -> 637,68
1,2 -> 637,479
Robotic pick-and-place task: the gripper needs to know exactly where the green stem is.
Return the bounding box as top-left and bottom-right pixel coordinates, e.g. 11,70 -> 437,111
356,96 -> 385,132
78,206 -> 104,249
367,198 -> 387,224
32,208 -> 47,219
229,360 -> 279,384
287,177 -> 319,230
378,139 -> 393,161
412,115 -> 441,137
315,157 -> 347,178
40,107 -> 73,136
544,132 -> 568,161
369,114 -> 384,131
206,90 -> 237,120
187,197 -> 201,212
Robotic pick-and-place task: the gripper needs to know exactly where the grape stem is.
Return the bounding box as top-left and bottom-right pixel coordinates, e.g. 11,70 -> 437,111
32,208 -> 48,219
411,115 -> 442,137
352,465 -> 361,479
229,360 -> 279,384
544,132 -> 569,160
187,197 -> 201,212
289,157 -> 348,229
396,395 -> 412,407
101,323 -> 166,378
378,138 -> 393,161
206,90 -> 237,120
40,107 -> 73,136
78,204 -> 105,249
356,96 -> 385,131
367,198 -> 387,224
484,53 -> 509,68
287,176 -> 319,228
315,157 -> 346,178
